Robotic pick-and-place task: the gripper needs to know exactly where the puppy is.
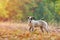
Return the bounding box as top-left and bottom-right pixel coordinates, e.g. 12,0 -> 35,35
28,16 -> 50,33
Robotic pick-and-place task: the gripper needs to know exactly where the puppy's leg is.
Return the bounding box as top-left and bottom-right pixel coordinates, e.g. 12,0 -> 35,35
40,26 -> 44,32
29,26 -> 32,31
29,26 -> 34,32
31,27 -> 34,31
44,26 -> 49,33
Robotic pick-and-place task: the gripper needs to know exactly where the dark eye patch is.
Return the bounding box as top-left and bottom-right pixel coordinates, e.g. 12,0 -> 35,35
28,16 -> 35,20
30,18 -> 33,20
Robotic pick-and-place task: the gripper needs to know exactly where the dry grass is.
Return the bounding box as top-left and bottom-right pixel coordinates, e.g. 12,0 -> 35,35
0,22 -> 60,40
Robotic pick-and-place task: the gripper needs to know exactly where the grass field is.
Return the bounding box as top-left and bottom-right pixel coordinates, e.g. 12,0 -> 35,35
0,22 -> 60,40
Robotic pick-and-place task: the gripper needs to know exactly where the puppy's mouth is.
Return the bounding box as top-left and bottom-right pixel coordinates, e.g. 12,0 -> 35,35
30,21 -> 31,23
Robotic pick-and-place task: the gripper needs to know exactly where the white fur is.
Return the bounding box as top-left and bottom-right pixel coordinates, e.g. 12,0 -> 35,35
28,17 -> 50,33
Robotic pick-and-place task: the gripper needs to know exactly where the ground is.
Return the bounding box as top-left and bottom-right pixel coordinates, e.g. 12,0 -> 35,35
0,22 -> 60,40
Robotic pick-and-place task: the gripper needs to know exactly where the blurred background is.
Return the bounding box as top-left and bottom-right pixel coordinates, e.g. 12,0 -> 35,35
0,0 -> 60,24
0,0 -> 60,40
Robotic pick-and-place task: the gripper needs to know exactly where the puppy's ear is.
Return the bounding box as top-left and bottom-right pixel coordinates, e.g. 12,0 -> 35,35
27,16 -> 29,19
32,16 -> 35,19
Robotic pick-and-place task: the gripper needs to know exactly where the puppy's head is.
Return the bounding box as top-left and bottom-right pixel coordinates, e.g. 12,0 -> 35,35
28,16 -> 35,20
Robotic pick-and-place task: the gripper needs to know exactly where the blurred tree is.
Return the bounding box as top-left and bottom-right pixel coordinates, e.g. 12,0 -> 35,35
5,0 -> 24,21
0,0 -> 9,21
0,0 -> 60,22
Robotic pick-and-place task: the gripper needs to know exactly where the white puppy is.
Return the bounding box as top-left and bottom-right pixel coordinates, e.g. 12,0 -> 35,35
28,16 -> 50,33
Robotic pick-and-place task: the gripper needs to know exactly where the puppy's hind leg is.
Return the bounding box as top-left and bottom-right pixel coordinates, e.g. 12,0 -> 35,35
40,26 -> 44,33
44,26 -> 49,33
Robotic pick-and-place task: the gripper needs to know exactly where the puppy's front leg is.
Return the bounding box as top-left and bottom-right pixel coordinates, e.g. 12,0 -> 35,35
31,27 -> 34,31
29,26 -> 34,32
29,26 -> 32,31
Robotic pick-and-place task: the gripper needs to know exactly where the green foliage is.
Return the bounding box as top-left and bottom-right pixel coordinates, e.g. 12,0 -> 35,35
0,0 -> 60,22
29,0 -> 60,22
